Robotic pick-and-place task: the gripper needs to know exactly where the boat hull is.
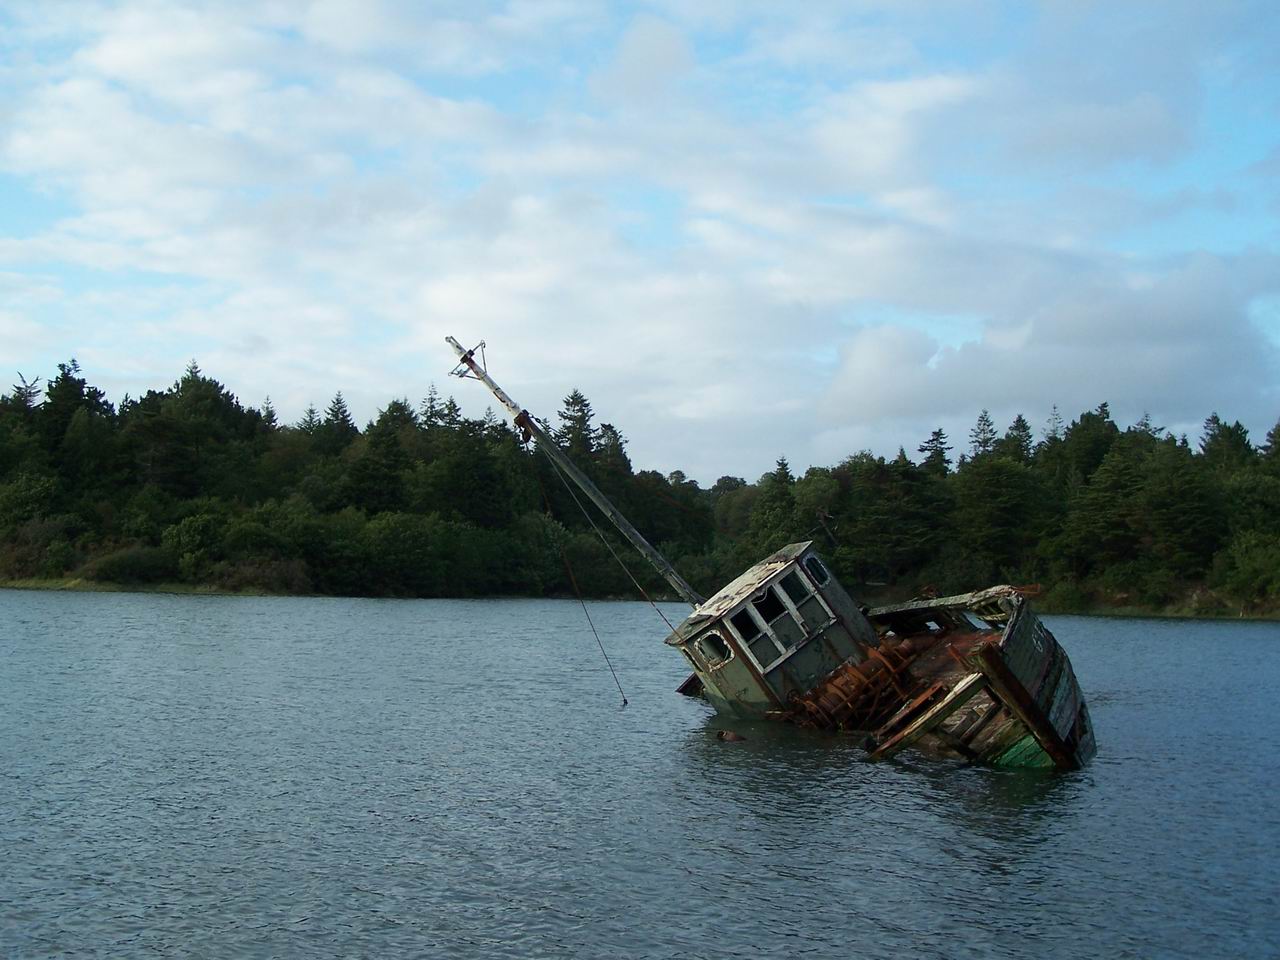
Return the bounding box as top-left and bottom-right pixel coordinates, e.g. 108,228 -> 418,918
785,588 -> 1095,770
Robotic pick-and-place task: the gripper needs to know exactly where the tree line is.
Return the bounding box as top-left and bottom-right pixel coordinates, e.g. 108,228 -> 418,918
2,359 -> 1278,614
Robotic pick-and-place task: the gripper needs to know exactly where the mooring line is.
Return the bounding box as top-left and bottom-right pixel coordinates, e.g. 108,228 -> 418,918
542,452 -> 677,634
522,438 -> 631,707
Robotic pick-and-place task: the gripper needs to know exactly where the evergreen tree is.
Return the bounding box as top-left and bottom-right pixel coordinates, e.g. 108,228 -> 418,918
1060,441 -> 1144,576
1043,405 -> 1064,442
60,406 -> 116,488
555,389 -> 597,461
746,458 -> 797,555
879,452 -> 945,580
345,417 -> 408,515
5,348 -> 1280,612
1133,412 -> 1160,437
420,385 -> 442,428
1061,402 -> 1119,481
1199,413 -> 1254,472
375,398 -> 420,431
595,424 -> 632,475
1262,418 -> 1280,462
297,405 -> 321,434
593,422 -> 634,508
952,457 -> 1042,582
39,359 -> 113,453
438,396 -> 462,429
316,392 -> 359,455
793,466 -> 840,534
1140,439 -> 1223,578
995,414 -> 1033,463
711,476 -> 746,498
3,374 -> 41,416
918,428 -> 952,477
969,409 -> 997,460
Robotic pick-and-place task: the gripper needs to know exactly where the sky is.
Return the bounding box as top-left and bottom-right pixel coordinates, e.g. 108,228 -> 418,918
2,1 -> 1278,483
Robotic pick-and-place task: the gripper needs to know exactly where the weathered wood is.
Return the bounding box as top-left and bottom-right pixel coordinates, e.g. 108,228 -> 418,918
972,643 -> 1078,771
868,672 -> 987,761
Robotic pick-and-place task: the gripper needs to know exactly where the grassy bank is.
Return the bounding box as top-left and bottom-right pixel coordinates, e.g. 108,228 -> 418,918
1,577 -> 268,596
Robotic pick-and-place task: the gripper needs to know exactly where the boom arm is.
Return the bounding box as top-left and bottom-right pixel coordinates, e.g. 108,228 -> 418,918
446,337 -> 704,608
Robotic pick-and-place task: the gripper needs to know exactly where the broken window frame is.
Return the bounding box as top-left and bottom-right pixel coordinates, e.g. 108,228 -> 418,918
778,569 -> 811,605
696,630 -> 734,669
804,554 -> 831,586
724,567 -> 834,673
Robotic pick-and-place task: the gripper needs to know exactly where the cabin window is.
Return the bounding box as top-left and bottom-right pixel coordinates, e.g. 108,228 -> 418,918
804,555 -> 830,586
698,632 -> 733,666
779,570 -> 810,604
729,608 -> 761,641
751,588 -> 787,624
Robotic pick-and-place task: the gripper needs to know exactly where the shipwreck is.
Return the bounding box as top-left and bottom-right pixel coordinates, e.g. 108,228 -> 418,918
448,337 -> 1095,771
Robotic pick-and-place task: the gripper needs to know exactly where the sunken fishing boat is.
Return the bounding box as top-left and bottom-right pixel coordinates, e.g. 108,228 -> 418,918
447,337 -> 1096,771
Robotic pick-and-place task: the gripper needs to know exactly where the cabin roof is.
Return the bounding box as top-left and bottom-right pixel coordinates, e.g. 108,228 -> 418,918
664,541 -> 813,646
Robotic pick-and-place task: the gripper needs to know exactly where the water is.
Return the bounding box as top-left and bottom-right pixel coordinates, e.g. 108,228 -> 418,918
1,591 -> 1277,959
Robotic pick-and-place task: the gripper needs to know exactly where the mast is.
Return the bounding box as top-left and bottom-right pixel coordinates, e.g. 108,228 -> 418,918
446,336 -> 704,607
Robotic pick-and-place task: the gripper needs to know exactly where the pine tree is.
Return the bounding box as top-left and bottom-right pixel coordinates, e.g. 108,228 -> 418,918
594,423 -> 633,477
315,392 -> 359,455
747,457 -> 797,555
591,424 -> 632,506
1140,439 -> 1223,578
39,359 -> 112,454
376,398 -> 419,431
260,397 -> 279,430
345,416 -> 408,514
1199,412 -> 1254,472
1043,405 -> 1064,442
555,389 -> 597,460
953,456 -> 1042,581
326,392 -> 355,430
4,373 -> 42,415
1133,412 -> 1160,437
1061,402 -> 1118,481
1262,418 -> 1280,464
1060,443 -> 1144,575
918,428 -> 952,477
969,409 -> 997,460
420,385 -> 442,428
995,414 -> 1033,463
439,396 -> 462,430
297,404 -> 321,434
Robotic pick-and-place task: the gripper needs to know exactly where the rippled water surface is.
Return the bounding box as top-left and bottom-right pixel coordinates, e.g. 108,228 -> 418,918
2,590 -> 1278,958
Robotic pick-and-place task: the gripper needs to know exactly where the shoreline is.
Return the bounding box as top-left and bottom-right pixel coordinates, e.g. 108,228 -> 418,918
5,577 -> 1277,622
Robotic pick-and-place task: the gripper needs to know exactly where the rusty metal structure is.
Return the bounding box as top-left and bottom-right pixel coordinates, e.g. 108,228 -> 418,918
446,337 -> 1095,770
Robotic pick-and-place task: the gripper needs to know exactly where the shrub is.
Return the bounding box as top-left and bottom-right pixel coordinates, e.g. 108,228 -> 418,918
84,545 -> 179,584
212,558 -> 311,594
1037,579 -> 1092,614
1213,531 -> 1280,609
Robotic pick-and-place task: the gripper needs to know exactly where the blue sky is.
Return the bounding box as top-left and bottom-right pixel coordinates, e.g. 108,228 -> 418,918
2,0 -> 1278,481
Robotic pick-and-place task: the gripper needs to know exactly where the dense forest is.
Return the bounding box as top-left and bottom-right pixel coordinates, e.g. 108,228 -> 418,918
2,359 -> 1279,616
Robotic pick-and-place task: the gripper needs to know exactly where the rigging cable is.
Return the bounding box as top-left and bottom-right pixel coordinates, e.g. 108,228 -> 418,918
559,532 -> 629,709
541,450 -> 678,634
522,437 -> 630,708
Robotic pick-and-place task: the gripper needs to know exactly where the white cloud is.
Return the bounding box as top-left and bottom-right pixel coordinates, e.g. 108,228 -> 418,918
823,251 -> 1280,441
591,15 -> 694,106
808,74 -> 979,188
0,1 -> 1277,481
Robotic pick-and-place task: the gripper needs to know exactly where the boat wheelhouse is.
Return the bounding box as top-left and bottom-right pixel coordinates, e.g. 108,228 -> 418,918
665,542 -> 878,716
